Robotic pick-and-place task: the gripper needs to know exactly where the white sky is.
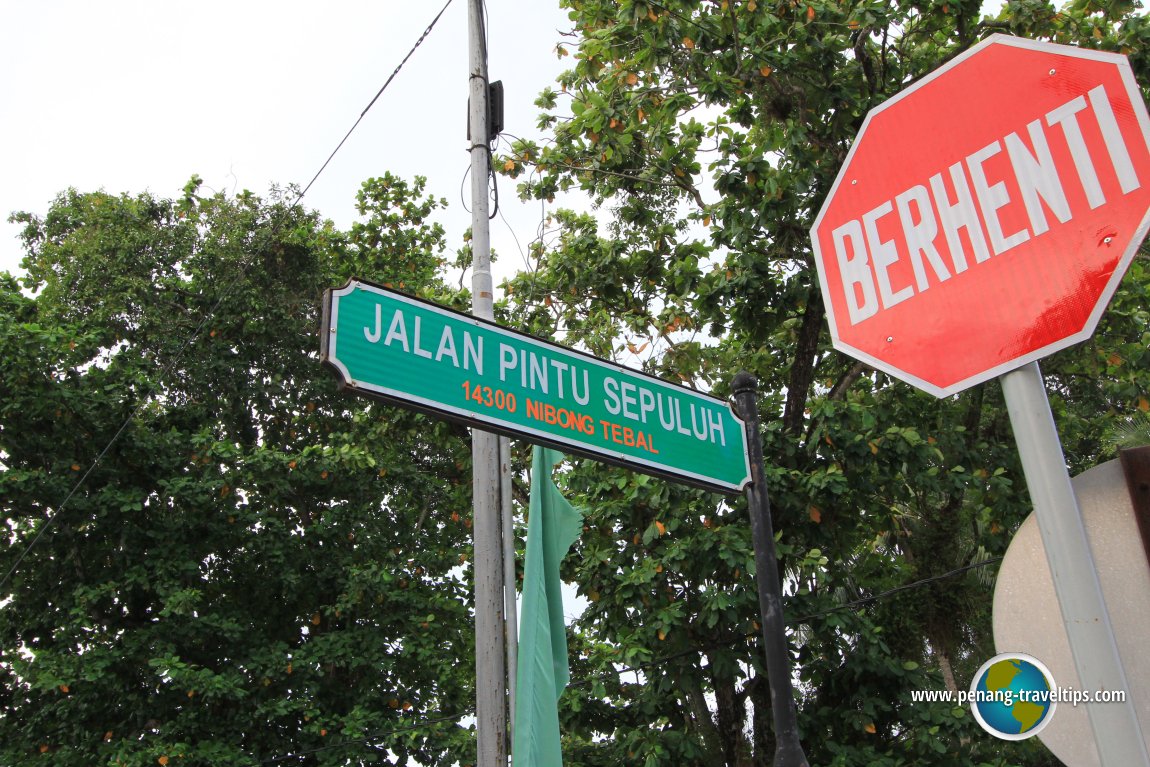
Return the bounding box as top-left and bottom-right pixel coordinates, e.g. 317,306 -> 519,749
0,1 -> 576,286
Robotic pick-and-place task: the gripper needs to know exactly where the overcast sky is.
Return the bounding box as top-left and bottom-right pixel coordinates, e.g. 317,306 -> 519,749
0,1 -> 576,286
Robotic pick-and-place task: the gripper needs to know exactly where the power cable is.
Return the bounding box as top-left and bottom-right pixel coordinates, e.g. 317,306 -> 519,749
789,555 -> 1005,623
257,554 -> 1004,763
299,0 -> 455,201
258,711 -> 466,765
567,555 -> 1005,690
0,0 -> 456,595
0,266 -> 256,592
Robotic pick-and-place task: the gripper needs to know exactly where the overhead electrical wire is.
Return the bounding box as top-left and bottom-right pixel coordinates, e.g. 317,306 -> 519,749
300,0 -> 455,202
0,0 -> 456,595
256,553 -> 1005,763
566,555 -> 1008,690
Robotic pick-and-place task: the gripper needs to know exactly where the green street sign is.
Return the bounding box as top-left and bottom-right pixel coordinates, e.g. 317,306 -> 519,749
321,280 -> 751,493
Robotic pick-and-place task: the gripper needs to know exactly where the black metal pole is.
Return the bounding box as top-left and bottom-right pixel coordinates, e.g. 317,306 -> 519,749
731,371 -> 810,767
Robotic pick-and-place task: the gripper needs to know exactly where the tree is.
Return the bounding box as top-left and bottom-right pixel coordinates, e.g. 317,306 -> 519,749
496,1 -> 1150,765
0,174 -> 481,766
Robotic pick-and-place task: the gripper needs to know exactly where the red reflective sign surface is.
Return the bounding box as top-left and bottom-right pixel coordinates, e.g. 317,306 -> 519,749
811,35 -> 1150,397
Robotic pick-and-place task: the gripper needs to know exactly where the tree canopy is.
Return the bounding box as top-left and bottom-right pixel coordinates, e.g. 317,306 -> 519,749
0,176 -> 486,766
495,0 -> 1150,765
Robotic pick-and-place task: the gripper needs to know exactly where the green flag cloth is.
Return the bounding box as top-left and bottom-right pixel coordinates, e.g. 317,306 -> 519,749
512,446 -> 584,767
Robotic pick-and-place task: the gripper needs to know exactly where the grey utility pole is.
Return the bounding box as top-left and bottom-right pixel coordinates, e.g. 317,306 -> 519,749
468,0 -> 508,764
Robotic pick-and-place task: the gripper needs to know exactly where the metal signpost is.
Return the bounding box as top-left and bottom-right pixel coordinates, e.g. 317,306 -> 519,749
811,34 -> 1150,765
733,373 -> 811,767
321,281 -> 751,493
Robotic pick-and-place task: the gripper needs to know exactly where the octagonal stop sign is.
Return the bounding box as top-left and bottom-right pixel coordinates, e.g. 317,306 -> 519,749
811,34 -> 1150,397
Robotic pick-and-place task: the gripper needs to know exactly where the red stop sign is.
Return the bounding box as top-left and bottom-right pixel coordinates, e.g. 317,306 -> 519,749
811,35 -> 1150,397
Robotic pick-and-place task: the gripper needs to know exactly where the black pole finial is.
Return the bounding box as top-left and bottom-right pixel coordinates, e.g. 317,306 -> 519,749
731,370 -> 758,396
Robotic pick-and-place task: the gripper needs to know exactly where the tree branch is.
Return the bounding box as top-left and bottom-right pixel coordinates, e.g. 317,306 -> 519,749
782,294 -> 825,435
828,360 -> 871,401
